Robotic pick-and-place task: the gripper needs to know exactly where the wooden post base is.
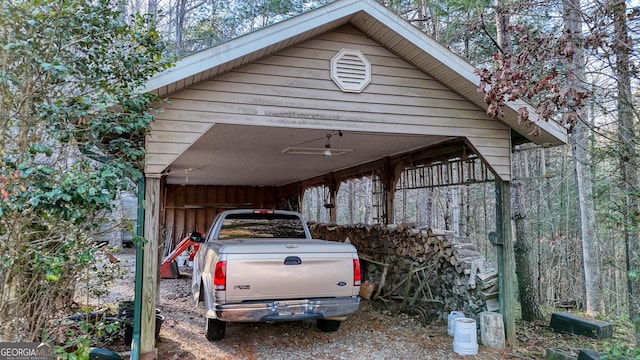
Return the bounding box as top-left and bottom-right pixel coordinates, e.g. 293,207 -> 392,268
140,349 -> 158,360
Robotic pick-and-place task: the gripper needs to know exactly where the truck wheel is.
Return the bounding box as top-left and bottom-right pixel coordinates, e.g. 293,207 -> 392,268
205,318 -> 226,340
198,281 -> 205,302
316,319 -> 341,332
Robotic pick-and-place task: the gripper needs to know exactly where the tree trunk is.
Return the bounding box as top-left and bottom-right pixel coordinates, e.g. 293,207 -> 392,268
147,0 -> 158,16
563,0 -> 601,315
175,0 -> 187,56
0,269 -> 19,341
347,181 -> 354,224
315,187 -> 322,221
0,227 -> 27,341
571,102 -> 600,314
494,0 -> 510,54
364,177 -> 372,224
609,0 -> 640,345
512,148 -> 543,321
451,186 -> 460,235
117,0 -> 127,18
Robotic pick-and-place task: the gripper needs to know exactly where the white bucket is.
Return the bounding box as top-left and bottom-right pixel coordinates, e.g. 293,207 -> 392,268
448,311 -> 465,336
176,251 -> 189,266
453,318 -> 478,355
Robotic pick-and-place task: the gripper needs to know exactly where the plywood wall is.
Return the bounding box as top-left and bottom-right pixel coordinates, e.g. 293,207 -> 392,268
162,184 -> 280,248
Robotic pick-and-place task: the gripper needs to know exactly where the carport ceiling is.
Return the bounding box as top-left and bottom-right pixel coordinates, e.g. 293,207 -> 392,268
164,124 -> 452,186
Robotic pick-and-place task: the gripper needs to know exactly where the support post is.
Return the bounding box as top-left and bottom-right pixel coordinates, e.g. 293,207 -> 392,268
140,176 -> 161,359
495,179 -> 516,345
329,184 -> 337,223
130,177 -> 145,360
382,157 -> 396,225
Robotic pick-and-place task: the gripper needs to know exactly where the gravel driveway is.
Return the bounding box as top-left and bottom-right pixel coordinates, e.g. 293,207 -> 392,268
157,279 -> 511,360
101,248 -> 514,359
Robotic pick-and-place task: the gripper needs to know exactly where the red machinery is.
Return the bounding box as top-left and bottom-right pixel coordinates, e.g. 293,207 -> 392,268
160,233 -> 201,279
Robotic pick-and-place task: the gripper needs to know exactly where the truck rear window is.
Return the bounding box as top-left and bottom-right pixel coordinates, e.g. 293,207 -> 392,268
218,213 -> 306,239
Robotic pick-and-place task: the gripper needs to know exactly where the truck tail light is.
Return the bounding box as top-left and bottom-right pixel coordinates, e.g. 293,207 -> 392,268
253,209 -> 274,214
353,258 -> 361,286
213,261 -> 226,291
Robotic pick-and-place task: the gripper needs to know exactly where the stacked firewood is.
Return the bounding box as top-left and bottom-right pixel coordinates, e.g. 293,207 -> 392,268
309,223 -> 499,323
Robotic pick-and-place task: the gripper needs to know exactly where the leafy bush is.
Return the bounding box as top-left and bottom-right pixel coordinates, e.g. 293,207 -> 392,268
0,0 -> 172,344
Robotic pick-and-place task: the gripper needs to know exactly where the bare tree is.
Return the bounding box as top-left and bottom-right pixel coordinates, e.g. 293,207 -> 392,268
477,0 -> 604,316
607,0 -> 640,345
563,0 -> 601,315
148,0 -> 158,17
493,0 -> 544,321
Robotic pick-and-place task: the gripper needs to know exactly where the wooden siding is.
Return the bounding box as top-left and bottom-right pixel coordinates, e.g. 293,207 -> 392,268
147,25 -> 512,180
162,185 -> 278,247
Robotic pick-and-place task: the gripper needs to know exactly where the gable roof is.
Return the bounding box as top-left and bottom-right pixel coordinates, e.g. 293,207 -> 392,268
144,0 -> 567,146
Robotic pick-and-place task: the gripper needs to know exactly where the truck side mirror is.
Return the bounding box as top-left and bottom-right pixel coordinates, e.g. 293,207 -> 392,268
189,232 -> 204,243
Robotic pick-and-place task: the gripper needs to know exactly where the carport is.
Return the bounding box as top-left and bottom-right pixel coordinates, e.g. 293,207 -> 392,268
134,0 -> 568,358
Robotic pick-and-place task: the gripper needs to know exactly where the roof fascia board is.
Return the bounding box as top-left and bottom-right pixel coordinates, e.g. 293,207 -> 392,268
507,98 -> 568,143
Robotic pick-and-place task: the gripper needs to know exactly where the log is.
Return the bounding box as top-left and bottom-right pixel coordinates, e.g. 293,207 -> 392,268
477,270 -> 498,282
479,312 -> 505,349
309,223 -> 495,322
375,263 -> 389,299
399,263 -> 415,311
486,298 -> 500,312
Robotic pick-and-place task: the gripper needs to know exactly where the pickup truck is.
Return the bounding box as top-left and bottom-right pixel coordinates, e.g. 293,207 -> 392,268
190,209 -> 361,340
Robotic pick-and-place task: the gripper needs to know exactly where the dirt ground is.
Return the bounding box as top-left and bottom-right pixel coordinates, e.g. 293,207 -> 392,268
88,247 -> 632,360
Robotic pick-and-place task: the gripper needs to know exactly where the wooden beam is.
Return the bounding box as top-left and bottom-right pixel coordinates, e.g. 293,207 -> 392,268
291,139 -> 471,190
495,179 -> 516,344
141,176 -> 161,359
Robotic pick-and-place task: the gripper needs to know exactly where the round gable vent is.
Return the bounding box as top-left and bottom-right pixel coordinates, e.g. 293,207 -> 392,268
331,49 -> 371,93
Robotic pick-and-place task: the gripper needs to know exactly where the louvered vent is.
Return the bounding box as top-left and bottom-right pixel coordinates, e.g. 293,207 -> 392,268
331,49 -> 371,93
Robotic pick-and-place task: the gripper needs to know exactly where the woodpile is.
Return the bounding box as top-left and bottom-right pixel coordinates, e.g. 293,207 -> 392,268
309,223 -> 499,324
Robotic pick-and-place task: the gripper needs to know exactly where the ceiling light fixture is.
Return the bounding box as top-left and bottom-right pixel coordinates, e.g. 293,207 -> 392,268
323,134 -> 333,157
281,130 -> 352,156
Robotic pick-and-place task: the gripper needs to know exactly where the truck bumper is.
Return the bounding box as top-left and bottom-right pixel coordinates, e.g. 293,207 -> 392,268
206,297 -> 360,322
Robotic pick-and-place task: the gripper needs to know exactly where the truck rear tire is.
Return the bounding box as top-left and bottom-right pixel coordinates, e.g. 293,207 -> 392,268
205,318 -> 226,340
316,319 -> 341,332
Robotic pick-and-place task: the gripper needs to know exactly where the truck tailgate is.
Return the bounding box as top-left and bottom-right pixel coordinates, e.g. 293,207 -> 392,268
224,252 -> 356,302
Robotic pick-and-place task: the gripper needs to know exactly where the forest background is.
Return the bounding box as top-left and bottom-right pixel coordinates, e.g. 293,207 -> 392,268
0,0 -> 638,356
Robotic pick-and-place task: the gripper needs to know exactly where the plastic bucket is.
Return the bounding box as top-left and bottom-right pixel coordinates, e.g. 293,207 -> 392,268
447,311 -> 465,336
123,309 -> 163,345
177,251 -> 189,266
453,318 -> 478,355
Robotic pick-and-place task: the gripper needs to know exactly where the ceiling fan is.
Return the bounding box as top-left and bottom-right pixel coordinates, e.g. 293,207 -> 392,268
281,131 -> 353,157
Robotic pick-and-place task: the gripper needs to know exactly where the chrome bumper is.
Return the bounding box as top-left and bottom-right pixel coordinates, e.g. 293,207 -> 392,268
205,297 -> 360,322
